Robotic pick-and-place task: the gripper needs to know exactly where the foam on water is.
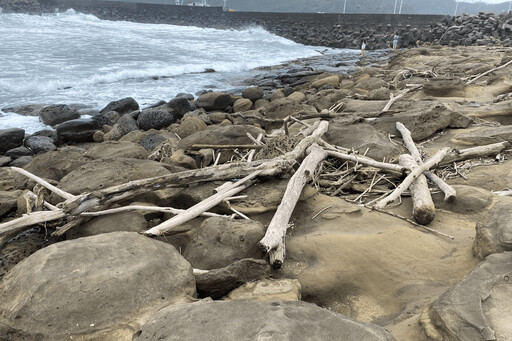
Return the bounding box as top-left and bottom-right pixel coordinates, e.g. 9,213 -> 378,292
0,10 -> 350,131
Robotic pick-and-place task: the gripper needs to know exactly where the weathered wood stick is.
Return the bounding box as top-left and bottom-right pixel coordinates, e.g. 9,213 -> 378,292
10,167 -> 75,200
259,144 -> 328,268
145,170 -> 262,236
247,133 -> 263,163
0,210 -> 66,245
440,141 -> 510,166
396,122 -> 456,201
324,149 -> 406,173
399,154 -> 436,225
381,85 -> 421,113
189,144 -> 265,150
79,205 -> 227,218
375,147 -> 450,209
467,59 -> 512,84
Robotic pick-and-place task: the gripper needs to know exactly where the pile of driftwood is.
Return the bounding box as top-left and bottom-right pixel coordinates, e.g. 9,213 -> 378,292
0,117 -> 509,268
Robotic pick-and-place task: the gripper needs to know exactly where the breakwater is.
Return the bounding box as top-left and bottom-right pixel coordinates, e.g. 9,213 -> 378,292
3,0 -> 512,49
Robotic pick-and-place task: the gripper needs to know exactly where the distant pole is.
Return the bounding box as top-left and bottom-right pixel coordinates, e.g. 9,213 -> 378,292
509,0 -> 511,12
343,0 -> 347,14
394,0 -> 398,14
454,1 -> 459,16
399,0 -> 404,14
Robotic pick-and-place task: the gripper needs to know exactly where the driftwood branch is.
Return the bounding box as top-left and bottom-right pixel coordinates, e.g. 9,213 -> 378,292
259,144 -> 328,268
467,59 -> 512,84
374,147 -> 450,209
440,141 -> 510,165
396,122 -> 456,201
11,167 -> 75,200
323,148 -> 406,174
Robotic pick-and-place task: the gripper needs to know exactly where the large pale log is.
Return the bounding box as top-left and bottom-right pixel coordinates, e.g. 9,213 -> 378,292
0,210 -> 66,245
144,170 -> 262,236
440,142 -> 510,165
467,59 -> 512,84
324,148 -> 406,174
11,167 -> 75,200
396,122 -> 456,201
259,144 -> 328,268
399,154 -> 436,225
375,147 -> 450,209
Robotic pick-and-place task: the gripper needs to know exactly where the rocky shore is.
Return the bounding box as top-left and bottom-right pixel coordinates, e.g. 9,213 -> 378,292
1,45 -> 512,340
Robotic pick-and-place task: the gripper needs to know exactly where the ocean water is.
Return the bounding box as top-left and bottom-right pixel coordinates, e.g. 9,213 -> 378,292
0,10 -> 350,133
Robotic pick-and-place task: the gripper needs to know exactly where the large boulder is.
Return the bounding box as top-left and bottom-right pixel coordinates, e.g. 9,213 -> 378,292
196,92 -> 232,111
0,232 -> 196,340
175,116 -> 207,139
167,96 -> 196,119
195,258 -> 271,299
23,147 -> 90,181
24,135 -> 57,154
242,87 -> 264,102
5,146 -> 33,159
66,212 -> 148,239
134,301 -> 396,341
56,119 -> 100,143
233,98 -> 253,112
264,98 -> 317,120
178,125 -> 265,150
83,141 -> 149,160
473,197 -> 512,259
306,89 -> 347,111
137,107 -> 174,131
452,125 -> 512,146
93,110 -> 120,127
311,75 -> 340,89
0,128 -> 25,155
38,104 -> 80,126
422,77 -> 467,97
420,252 -> 512,341
183,217 -> 266,270
100,97 -> 139,116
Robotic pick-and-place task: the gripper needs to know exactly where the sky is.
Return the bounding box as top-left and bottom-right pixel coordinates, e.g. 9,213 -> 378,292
465,0 -> 510,3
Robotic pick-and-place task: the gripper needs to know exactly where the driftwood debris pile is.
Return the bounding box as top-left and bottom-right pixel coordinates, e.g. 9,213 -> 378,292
1,116 -> 509,268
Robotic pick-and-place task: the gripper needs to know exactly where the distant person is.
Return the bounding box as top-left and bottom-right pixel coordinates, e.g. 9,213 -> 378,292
361,40 -> 367,56
392,33 -> 400,50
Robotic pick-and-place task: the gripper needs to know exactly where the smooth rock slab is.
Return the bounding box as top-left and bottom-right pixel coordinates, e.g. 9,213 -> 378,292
0,232 -> 196,340
420,252 -> 512,341
134,301 -> 396,341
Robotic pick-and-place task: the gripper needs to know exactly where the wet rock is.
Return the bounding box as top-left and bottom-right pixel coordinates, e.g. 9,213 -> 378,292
56,118 -> 100,143
31,129 -> 58,144
223,279 -> 302,302
100,97 -> 139,115
24,135 -> 57,154
233,98 -> 253,112
1,103 -> 46,116
195,258 -> 271,299
473,197 -> 512,259
116,113 -> 139,135
242,86 -> 264,102
0,128 -> 25,155
5,146 -> 33,159
139,132 -> 166,151
0,232 -> 196,340
66,212 -> 148,239
196,92 -> 232,111
137,107 -> 174,131
134,301 -> 396,341
38,104 -> 80,126
83,141 -> 150,160
94,110 -> 120,127
9,156 -> 33,167
23,147 -> 90,181
420,252 -> 512,341
183,217 -> 266,270
168,95 -> 196,119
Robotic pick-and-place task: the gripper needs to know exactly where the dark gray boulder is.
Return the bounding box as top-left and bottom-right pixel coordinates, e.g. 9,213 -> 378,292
168,96 -> 196,119
420,252 -> 512,341
38,104 -> 80,126
137,107 -> 174,131
242,86 -> 264,102
140,133 -> 166,151
94,110 -> 120,127
24,135 -> 57,154
9,156 -> 33,167
5,146 -> 33,159
56,119 -> 100,143
31,129 -> 58,144
0,128 -> 25,154
183,217 -> 266,270
195,258 -> 271,299
116,113 -> 139,135
134,301 -> 396,341
0,232 -> 196,340
23,147 -> 90,181
100,97 -> 139,115
196,92 -> 232,111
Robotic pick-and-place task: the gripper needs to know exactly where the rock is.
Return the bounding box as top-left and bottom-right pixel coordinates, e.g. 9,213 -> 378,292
196,92 -> 232,111
370,102 -> 453,141
0,190 -> 21,218
312,75 -> 340,89
183,217 -> 266,270
93,130 -> 105,142
223,279 -> 302,302
264,98 -> 317,120
325,122 -> 403,160
423,77 -> 466,97
254,98 -> 270,109
0,128 -> 25,155
306,89 -> 347,111
66,212 -> 148,239
354,77 -> 388,91
242,87 -> 264,102
0,232 -> 195,340
195,258 -> 271,299
100,97 -> 139,115
452,125 -> 512,145
175,116 -> 207,139
116,113 -> 139,135
368,87 -> 391,100
38,104 -> 80,126
24,135 -> 57,154
23,147 -> 90,181
449,111 -> 473,128
164,149 -> 196,169
5,146 -> 33,159
178,125 -> 265,150
137,107 -> 174,131
0,156 -> 11,167
420,252 -> 512,341
432,185 -> 493,214
30,129 -> 58,144
56,119 -> 100,143
167,95 -> 196,119
343,99 -> 388,113
94,110 -> 120,127
233,98 -> 253,112
472,197 -> 512,259
134,301 -> 396,341
9,156 -> 33,167
83,141 -> 150,160
287,91 -> 306,103
140,132 -> 166,151
103,126 -> 123,141
1,103 -> 46,116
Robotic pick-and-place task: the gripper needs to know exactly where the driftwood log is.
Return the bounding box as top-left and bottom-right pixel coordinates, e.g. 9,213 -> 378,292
440,141 -> 510,165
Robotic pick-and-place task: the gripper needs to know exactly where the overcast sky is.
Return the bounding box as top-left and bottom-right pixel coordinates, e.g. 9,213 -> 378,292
465,0 -> 510,3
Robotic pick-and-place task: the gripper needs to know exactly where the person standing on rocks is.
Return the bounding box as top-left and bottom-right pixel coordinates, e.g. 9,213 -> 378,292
392,33 -> 400,50
361,40 -> 367,56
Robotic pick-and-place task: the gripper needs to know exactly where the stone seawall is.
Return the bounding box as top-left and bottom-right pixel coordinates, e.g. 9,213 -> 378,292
5,0 -> 512,49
